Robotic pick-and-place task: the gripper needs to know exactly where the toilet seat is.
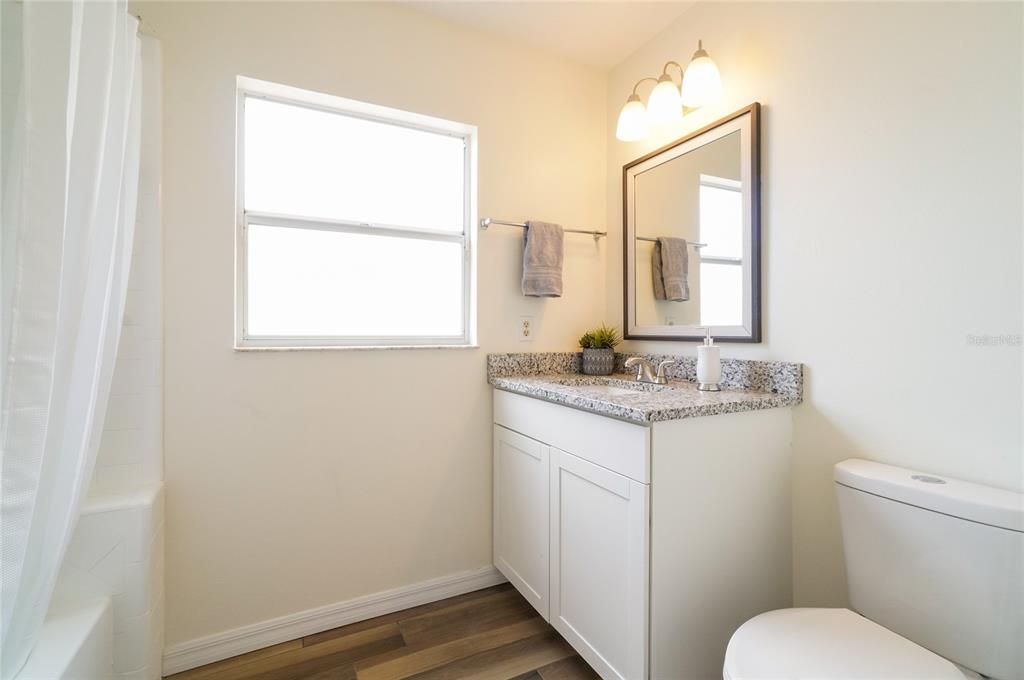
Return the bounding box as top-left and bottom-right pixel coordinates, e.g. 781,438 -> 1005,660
723,608 -> 971,680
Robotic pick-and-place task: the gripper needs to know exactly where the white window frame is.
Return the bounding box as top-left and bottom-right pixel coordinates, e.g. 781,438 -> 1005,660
234,76 -> 478,349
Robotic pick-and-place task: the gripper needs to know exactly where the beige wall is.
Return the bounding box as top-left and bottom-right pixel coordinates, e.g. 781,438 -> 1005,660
607,2 -> 1023,606
142,1 -> 607,646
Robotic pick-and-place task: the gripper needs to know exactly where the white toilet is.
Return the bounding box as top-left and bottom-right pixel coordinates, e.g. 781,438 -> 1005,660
724,458 -> 1024,680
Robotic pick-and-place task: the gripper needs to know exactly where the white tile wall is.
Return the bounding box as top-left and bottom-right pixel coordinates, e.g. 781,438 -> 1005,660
94,31 -> 163,491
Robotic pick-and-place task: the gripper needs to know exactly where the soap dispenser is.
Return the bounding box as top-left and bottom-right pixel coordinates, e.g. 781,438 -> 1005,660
696,327 -> 721,392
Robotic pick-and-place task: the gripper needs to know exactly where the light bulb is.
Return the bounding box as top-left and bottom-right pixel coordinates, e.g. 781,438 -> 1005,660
616,94 -> 649,142
681,41 -> 722,108
646,74 -> 682,125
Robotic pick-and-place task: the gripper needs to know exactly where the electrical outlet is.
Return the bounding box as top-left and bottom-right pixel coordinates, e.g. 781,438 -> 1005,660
519,316 -> 534,342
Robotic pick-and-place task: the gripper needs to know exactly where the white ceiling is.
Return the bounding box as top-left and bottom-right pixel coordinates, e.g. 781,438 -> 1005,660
404,2 -> 694,69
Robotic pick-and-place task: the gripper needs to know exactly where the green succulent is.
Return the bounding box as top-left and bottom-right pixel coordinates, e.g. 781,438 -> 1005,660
578,324 -> 620,350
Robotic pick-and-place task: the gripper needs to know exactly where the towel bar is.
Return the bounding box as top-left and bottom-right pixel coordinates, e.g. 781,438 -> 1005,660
480,218 -> 606,239
479,219 -> 704,247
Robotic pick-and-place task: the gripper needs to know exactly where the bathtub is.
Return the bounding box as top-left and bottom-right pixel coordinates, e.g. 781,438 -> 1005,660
17,478 -> 165,680
17,596 -> 114,680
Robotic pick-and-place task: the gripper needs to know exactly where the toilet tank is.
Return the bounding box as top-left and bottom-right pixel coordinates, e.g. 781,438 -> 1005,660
835,459 -> 1023,680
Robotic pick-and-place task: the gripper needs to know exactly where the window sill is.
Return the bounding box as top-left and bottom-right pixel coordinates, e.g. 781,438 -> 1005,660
234,344 -> 480,352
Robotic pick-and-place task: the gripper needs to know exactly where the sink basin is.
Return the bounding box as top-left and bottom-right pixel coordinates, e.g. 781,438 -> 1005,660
577,384 -> 639,397
546,376 -> 669,395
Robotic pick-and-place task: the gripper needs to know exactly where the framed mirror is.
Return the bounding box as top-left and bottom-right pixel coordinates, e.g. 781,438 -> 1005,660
623,103 -> 760,342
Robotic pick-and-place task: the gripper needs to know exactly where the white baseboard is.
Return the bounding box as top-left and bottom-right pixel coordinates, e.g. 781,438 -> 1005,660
162,565 -> 506,675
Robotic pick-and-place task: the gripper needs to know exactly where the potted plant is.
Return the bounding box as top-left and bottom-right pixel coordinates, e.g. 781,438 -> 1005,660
578,324 -> 620,376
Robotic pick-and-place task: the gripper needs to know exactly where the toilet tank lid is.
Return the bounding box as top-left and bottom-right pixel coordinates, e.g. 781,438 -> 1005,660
834,459 -> 1024,532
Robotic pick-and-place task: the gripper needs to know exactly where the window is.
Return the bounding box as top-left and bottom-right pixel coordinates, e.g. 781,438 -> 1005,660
698,174 -> 743,326
236,77 -> 476,348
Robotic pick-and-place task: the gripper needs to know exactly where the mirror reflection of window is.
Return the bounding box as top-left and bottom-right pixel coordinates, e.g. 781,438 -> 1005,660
698,175 -> 743,326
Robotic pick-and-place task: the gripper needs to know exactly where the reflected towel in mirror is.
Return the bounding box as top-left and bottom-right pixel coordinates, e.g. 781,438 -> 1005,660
652,237 -> 690,301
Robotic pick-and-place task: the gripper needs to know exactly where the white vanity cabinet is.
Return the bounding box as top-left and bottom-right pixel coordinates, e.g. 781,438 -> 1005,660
493,389 -> 793,680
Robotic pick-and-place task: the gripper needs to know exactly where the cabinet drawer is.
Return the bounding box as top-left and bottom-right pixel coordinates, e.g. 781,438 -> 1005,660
493,390 -> 650,483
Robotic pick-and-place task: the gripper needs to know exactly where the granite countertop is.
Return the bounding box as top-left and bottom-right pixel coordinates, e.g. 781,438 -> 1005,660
487,352 -> 802,425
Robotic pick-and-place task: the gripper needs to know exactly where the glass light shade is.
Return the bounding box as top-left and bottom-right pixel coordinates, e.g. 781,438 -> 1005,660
681,53 -> 722,108
616,95 -> 649,142
646,75 -> 682,125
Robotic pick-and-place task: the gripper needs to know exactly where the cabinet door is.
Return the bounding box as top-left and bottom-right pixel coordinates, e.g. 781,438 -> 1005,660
493,425 -> 550,619
550,448 -> 649,680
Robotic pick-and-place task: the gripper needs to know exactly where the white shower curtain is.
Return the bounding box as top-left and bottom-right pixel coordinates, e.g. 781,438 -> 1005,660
0,1 -> 142,675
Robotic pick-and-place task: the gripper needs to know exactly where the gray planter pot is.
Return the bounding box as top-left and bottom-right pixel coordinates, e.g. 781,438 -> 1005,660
581,348 -> 615,376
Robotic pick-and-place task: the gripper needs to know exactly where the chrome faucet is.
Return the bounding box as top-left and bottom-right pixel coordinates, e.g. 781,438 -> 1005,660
624,357 -> 676,385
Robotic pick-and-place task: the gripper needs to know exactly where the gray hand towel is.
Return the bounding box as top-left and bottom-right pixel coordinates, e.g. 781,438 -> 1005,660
652,237 -> 689,301
522,221 -> 564,297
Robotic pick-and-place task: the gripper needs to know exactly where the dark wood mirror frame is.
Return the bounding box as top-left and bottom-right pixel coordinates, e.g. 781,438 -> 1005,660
622,102 -> 761,342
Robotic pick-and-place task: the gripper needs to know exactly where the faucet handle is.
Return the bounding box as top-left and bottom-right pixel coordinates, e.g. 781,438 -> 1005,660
656,360 -> 677,380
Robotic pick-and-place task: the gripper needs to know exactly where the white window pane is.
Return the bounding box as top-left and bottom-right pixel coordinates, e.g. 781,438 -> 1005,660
699,263 -> 743,326
247,225 -> 464,338
699,183 -> 742,258
244,97 -> 465,233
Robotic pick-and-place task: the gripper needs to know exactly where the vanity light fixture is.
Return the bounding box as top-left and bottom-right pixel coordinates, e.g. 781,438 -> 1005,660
615,39 -> 723,142
681,40 -> 723,107
615,91 -> 650,142
647,64 -> 685,125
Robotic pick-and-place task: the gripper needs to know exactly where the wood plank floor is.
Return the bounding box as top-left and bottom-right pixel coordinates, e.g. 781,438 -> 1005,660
165,584 -> 601,680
